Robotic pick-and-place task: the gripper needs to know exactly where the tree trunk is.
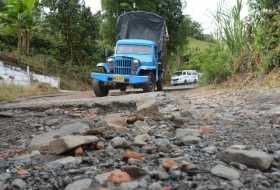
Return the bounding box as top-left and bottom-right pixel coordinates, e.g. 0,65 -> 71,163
25,30 -> 30,55
17,29 -> 30,55
17,30 -> 23,54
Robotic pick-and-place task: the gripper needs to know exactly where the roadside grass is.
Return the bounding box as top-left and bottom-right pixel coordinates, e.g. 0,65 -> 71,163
0,51 -> 94,91
206,70 -> 280,90
0,83 -> 59,102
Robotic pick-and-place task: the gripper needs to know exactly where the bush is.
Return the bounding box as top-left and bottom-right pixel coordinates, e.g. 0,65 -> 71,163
199,44 -> 232,84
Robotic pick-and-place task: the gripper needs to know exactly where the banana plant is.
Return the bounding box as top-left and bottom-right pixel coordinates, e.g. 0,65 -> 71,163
0,0 -> 37,55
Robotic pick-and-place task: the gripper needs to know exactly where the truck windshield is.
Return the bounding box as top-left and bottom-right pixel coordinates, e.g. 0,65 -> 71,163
116,45 -> 153,55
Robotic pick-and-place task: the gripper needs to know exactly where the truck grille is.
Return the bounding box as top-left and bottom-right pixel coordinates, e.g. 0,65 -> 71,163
114,57 -> 132,75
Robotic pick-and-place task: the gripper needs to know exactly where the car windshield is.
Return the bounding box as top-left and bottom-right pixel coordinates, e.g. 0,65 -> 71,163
174,72 -> 182,76
116,45 -> 153,55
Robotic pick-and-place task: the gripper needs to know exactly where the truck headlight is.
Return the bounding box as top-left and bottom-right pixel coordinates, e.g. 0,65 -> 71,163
133,59 -> 140,65
107,58 -> 114,72
132,59 -> 140,74
107,58 -> 114,64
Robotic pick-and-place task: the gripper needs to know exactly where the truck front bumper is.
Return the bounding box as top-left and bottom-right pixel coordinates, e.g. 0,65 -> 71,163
91,72 -> 149,84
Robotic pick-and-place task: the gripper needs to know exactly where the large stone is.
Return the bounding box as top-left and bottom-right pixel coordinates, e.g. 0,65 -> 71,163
12,151 -> 41,164
211,164 -> 240,180
175,129 -> 201,139
122,166 -> 147,179
95,172 -> 111,185
178,136 -> 201,145
203,146 -> 217,154
111,137 -> 128,148
65,178 -> 93,190
48,135 -> 98,154
269,106 -> 280,115
0,173 -> 11,183
11,179 -> 26,189
101,115 -> 129,136
0,181 -> 5,190
104,115 -> 128,129
155,138 -> 171,153
218,148 -> 273,170
136,97 -> 159,116
29,121 -> 90,151
133,121 -> 151,136
149,182 -> 162,190
175,128 -> 201,145
120,181 -> 140,190
46,156 -> 82,169
107,170 -> 132,183
134,134 -> 150,146
162,159 -> 177,170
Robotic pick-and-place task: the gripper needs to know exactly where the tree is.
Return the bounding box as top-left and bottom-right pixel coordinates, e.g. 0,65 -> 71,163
249,0 -> 280,69
0,0 -> 4,10
0,0 -> 38,55
42,0 -> 101,64
101,0 -> 187,53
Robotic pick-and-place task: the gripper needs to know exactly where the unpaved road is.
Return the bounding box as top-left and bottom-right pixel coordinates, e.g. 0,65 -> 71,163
0,84 -> 196,110
0,85 -> 280,190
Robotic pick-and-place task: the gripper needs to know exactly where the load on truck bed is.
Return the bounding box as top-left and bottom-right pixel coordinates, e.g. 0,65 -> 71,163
91,11 -> 168,97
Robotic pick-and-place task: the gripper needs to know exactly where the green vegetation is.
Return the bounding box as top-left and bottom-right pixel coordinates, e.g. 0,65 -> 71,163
0,0 -> 37,55
1,0 -> 201,89
188,38 -> 211,51
0,83 -> 58,101
181,0 -> 279,85
0,0 -> 279,90
0,0 -> 102,90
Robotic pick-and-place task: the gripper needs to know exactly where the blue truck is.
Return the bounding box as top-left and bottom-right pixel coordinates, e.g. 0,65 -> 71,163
90,11 -> 168,97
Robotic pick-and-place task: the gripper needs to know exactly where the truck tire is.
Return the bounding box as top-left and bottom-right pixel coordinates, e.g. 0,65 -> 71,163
92,80 -> 109,97
156,79 -> 163,91
120,86 -> 126,92
143,72 -> 156,93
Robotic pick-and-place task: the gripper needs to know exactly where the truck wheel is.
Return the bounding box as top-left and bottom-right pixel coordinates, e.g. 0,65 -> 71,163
143,72 -> 156,92
120,86 -> 126,92
156,79 -> 163,91
92,80 -> 109,97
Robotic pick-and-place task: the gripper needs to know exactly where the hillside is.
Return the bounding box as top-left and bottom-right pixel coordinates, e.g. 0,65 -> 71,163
187,38 -> 211,51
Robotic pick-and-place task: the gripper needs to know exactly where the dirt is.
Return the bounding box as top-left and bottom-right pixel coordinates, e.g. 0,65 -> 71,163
0,86 -> 280,190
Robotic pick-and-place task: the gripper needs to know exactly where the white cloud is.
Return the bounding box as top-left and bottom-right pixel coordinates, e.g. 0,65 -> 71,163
84,0 -> 249,34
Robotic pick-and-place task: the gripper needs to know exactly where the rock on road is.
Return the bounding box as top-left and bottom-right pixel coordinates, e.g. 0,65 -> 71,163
0,85 -> 280,190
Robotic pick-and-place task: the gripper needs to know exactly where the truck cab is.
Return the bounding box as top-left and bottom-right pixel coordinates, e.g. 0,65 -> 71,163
90,11 -> 167,97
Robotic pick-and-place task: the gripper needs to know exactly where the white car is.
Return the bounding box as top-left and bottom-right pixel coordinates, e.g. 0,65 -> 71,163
171,70 -> 198,86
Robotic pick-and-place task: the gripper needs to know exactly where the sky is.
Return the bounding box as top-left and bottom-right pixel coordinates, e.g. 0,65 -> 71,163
84,0 -> 249,34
